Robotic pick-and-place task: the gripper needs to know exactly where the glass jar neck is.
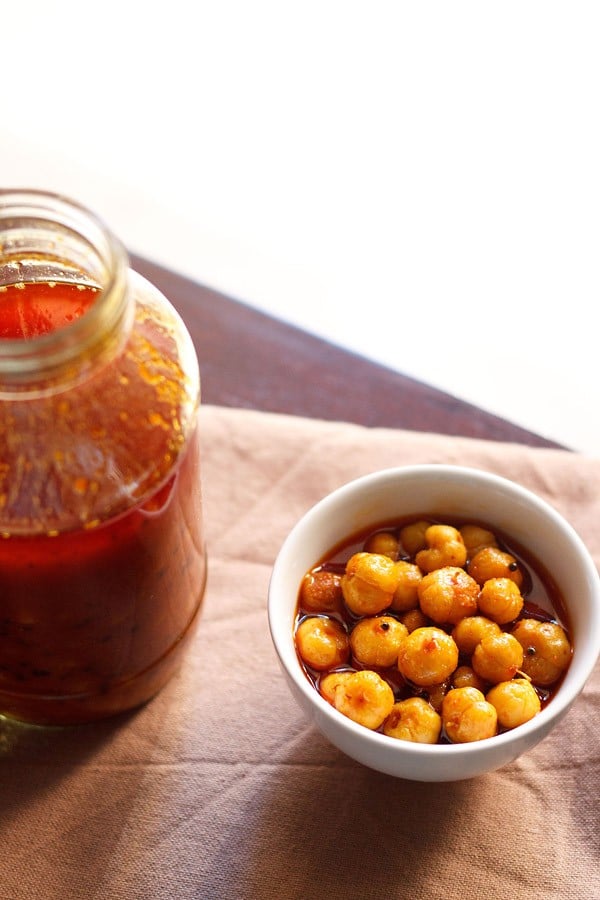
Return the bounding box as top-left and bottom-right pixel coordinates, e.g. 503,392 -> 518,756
0,190 -> 131,399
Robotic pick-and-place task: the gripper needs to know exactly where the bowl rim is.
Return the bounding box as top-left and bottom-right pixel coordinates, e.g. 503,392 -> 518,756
268,463 -> 600,759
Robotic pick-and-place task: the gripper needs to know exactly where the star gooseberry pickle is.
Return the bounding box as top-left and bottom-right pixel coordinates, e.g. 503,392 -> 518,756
0,190 -> 206,725
294,515 -> 572,745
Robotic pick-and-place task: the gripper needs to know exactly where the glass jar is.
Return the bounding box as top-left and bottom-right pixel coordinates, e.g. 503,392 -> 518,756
0,189 -> 206,725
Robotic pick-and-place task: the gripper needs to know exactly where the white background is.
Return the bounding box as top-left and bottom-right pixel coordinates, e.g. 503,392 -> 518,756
2,2 -> 599,455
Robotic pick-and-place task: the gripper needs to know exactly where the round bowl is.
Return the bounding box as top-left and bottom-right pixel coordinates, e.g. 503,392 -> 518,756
268,465 -> 600,781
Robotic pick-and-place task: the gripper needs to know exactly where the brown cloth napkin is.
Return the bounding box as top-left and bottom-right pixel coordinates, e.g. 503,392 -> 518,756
1,405 -> 599,900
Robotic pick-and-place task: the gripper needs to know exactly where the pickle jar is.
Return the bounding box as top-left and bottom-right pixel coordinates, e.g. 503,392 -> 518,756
0,189 -> 207,725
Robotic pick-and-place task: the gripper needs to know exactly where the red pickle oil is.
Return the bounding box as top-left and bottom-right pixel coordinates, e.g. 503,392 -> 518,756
0,192 -> 206,725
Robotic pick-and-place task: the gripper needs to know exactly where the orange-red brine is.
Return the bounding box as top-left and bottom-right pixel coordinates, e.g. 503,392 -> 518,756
0,281 -> 206,724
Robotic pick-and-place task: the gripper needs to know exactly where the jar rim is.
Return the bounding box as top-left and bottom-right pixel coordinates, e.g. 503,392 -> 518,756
0,189 -> 131,396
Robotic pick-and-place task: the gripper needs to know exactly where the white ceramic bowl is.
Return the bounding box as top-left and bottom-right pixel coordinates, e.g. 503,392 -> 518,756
268,465 -> 600,781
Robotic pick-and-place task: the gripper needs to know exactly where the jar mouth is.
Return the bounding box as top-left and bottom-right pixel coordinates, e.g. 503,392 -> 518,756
0,189 -> 131,398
